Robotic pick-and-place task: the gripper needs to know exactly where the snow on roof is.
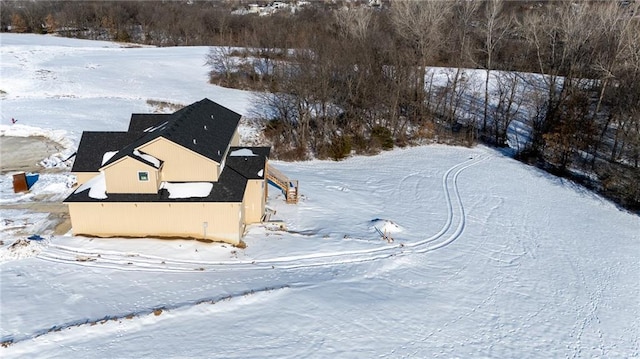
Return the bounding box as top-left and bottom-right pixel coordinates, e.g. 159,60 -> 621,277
101,151 -> 118,165
144,121 -> 169,133
74,172 -> 107,199
160,182 -> 213,199
133,149 -> 161,168
230,148 -> 257,157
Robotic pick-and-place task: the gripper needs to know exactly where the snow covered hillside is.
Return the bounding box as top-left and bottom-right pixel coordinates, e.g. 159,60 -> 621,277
1,34 -> 638,358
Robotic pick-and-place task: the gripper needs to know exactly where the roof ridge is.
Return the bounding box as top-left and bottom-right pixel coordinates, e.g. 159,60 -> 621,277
100,98 -> 241,168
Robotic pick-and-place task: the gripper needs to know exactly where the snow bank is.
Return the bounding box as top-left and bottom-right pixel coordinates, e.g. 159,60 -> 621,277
370,218 -> 404,234
0,173 -> 75,203
0,239 -> 48,263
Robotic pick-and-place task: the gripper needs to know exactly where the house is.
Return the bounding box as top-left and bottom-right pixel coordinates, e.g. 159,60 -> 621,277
64,98 -> 298,245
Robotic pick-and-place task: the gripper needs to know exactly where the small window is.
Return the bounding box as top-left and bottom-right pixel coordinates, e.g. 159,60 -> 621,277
138,171 -> 149,181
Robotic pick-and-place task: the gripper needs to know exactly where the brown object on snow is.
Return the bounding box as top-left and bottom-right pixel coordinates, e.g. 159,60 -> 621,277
12,172 -> 28,193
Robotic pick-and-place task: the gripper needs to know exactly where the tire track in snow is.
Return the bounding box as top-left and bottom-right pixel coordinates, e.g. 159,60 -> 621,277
0,285 -> 292,348
35,155 -> 491,272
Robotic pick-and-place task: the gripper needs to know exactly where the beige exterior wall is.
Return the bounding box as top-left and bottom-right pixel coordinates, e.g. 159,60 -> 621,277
103,157 -> 159,194
68,201 -> 244,245
230,128 -> 241,147
73,172 -> 99,187
139,137 -> 220,182
243,179 -> 266,224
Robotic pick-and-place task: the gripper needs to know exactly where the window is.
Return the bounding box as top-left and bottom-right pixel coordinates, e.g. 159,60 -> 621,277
138,171 -> 149,181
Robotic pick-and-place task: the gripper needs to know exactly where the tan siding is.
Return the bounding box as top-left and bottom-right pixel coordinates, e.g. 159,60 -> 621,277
139,138 -> 219,182
243,179 -> 266,224
103,157 -> 159,194
239,201 -> 246,239
230,128 -> 240,147
74,172 -> 99,187
68,202 -> 243,245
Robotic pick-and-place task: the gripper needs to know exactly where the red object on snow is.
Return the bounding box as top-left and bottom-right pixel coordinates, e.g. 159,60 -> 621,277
13,172 -> 28,193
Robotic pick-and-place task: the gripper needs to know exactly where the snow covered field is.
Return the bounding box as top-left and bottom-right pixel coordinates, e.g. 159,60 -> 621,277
1,34 -> 639,358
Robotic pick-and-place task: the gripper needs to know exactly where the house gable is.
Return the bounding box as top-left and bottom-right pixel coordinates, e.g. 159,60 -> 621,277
102,155 -> 160,194
138,137 -> 221,182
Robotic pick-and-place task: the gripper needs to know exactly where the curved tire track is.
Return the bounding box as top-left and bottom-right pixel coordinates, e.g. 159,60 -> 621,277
36,155 -> 491,272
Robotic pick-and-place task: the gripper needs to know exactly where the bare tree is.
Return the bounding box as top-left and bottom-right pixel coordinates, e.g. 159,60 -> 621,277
589,1 -> 640,166
478,0 -> 512,133
442,0 -> 479,126
518,2 -> 596,155
206,46 -> 239,84
333,7 -> 373,42
391,1 -> 452,121
491,72 -> 524,146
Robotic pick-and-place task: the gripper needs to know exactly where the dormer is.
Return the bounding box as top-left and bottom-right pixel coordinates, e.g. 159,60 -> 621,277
101,150 -> 162,194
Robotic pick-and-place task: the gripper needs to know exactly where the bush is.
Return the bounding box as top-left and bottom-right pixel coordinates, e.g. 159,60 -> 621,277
269,142 -> 308,161
328,134 -> 351,161
371,126 -> 394,150
351,134 -> 373,155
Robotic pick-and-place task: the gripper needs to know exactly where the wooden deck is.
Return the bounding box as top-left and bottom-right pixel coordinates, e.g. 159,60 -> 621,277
266,165 -> 299,204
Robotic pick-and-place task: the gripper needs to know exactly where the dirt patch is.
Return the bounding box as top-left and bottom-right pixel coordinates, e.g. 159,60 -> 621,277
1,202 -> 69,235
54,217 -> 71,235
0,136 -> 62,174
9,239 -> 31,249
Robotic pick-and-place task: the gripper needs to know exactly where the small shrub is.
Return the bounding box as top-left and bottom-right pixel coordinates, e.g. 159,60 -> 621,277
348,134 -> 377,156
115,30 -> 130,42
329,135 -> 352,161
275,145 -> 308,161
371,126 -> 394,150
417,121 -> 436,140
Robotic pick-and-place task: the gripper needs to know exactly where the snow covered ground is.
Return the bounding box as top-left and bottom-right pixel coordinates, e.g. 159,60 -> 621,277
1,34 -> 638,358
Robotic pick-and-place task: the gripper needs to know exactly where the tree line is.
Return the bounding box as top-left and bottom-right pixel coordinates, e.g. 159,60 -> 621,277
3,0 -> 639,210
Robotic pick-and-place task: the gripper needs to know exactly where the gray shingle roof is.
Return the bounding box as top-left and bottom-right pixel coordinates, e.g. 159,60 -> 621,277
101,98 -> 241,168
71,131 -> 141,173
226,147 -> 271,180
128,114 -> 172,133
